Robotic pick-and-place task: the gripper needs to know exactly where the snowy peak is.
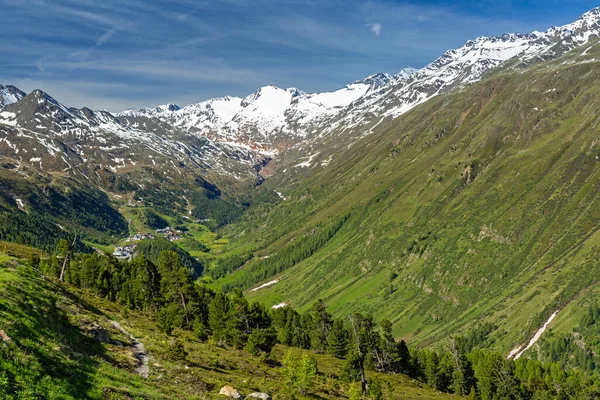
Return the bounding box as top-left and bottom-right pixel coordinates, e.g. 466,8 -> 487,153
118,103 -> 181,119
0,84 -> 26,108
162,103 -> 181,112
15,89 -> 85,122
352,73 -> 393,88
5,6 -> 600,180
395,67 -> 419,80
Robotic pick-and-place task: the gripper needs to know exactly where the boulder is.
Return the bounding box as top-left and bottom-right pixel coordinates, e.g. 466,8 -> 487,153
247,393 -> 271,400
0,329 -> 11,342
86,323 -> 111,343
219,385 -> 242,399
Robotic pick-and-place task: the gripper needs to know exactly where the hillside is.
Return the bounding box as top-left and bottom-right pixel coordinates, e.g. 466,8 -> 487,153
1,9 -> 600,256
0,253 -> 459,399
216,39 -> 600,360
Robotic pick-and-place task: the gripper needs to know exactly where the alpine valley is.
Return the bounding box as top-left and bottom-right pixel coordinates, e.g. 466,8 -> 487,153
3,6 -> 600,400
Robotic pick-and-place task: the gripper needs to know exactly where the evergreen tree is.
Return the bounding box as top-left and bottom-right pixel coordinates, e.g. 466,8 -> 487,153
395,340 -> 412,375
423,350 -> 441,390
248,301 -> 272,330
328,318 -> 349,358
447,337 -> 476,396
120,256 -> 161,311
310,299 -> 333,352
369,377 -> 383,400
166,339 -> 188,361
298,352 -> 319,396
57,234 -> 76,282
227,288 -> 250,348
348,313 -> 369,395
378,319 -> 396,372
158,251 -> 197,327
208,291 -> 230,344
282,349 -> 318,396
245,327 -> 277,356
157,304 -> 182,334
193,317 -> 209,341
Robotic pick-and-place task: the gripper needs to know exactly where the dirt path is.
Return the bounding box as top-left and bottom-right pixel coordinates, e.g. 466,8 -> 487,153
110,320 -> 150,378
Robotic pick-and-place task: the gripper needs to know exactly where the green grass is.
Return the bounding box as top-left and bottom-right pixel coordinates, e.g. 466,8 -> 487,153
216,41 -> 600,359
0,262 -> 453,399
0,241 -> 45,259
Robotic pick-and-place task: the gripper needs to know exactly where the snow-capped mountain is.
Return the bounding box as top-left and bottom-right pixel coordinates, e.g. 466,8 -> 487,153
118,8 -> 600,165
117,77 -> 391,151
0,89 -> 266,180
0,84 -> 26,108
327,7 -> 600,135
1,7 -> 600,183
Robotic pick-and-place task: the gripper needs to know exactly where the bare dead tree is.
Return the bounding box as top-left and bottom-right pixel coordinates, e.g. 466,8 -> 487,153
349,315 -> 367,395
59,231 -> 77,282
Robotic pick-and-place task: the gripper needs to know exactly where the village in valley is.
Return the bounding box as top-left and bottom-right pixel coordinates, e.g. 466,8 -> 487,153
112,226 -> 183,260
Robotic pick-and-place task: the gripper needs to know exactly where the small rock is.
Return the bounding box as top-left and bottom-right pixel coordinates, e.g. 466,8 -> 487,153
248,393 -> 271,400
0,329 -> 11,342
86,323 -> 111,343
219,385 -> 242,399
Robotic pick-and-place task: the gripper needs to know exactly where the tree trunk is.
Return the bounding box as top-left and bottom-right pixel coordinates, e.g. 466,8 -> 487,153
360,359 -> 367,394
59,254 -> 69,281
350,316 -> 368,395
59,233 -> 77,282
180,291 -> 190,326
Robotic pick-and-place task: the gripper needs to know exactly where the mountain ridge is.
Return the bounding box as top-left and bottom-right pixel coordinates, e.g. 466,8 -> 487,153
2,8 -> 600,185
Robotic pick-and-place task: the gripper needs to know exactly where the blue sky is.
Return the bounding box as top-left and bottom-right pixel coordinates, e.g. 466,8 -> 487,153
0,0 -> 598,111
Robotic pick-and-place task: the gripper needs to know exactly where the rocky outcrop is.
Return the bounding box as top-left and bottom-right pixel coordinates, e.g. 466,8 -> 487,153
219,385 -> 242,398
247,393 -> 271,400
85,323 -> 111,343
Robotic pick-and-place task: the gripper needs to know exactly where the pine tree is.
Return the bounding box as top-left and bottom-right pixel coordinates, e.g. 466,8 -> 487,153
158,251 -> 197,327
57,233 -> 76,281
378,319 -> 396,372
348,313 -> 368,395
423,350 -> 442,390
227,288 -> 250,348
248,301 -> 272,330
193,317 -> 209,341
447,337 -> 476,396
298,352 -> 318,396
208,291 -> 230,344
395,340 -> 412,375
310,299 -> 332,352
245,327 -> 277,356
157,304 -> 182,334
369,377 -> 383,400
328,318 -> 349,358
282,349 -> 318,396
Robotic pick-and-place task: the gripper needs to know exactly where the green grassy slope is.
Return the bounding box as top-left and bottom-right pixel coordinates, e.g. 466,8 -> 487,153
0,259 -> 452,399
219,42 -> 600,356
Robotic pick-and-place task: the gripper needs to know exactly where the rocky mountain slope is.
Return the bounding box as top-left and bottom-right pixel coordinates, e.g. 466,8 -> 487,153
2,8 -> 600,188
118,8 -> 600,172
0,8 -> 599,258
0,84 -> 25,108
0,88 -> 266,186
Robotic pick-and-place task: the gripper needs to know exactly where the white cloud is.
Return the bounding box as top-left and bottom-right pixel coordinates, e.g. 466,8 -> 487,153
96,28 -> 116,47
368,23 -> 382,36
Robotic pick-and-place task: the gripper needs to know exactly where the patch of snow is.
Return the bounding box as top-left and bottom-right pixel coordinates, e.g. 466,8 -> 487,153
509,310 -> 560,359
250,279 -> 279,292
295,152 -> 319,168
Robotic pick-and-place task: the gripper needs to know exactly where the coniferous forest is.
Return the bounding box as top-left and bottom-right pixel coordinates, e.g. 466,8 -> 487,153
28,244 -> 600,399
